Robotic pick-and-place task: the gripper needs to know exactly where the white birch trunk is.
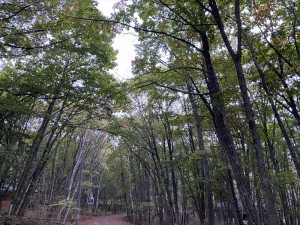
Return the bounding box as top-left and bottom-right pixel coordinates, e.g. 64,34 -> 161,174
57,137 -> 86,222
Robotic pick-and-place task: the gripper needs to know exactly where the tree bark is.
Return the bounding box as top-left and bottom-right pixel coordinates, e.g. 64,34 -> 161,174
242,27 -> 300,179
262,117 -> 292,225
207,1 -> 280,224
11,98 -> 57,215
187,81 -> 215,225
57,134 -> 86,223
199,29 -> 259,224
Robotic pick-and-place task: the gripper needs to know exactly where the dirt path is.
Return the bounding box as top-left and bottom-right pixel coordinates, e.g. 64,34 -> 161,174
80,214 -> 131,225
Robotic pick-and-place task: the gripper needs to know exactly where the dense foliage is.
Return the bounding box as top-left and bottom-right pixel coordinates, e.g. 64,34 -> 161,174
0,1 -> 299,225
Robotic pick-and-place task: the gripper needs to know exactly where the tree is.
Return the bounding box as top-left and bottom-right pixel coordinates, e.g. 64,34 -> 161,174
0,0 -> 119,217
110,0 -> 299,224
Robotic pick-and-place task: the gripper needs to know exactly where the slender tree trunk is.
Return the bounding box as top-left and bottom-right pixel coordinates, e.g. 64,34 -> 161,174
15,100 -> 67,216
234,61 -> 279,225
149,163 -> 155,225
199,29 -> 259,224
243,29 -> 300,179
11,98 -> 57,215
62,182 -> 79,225
49,144 -> 59,208
187,81 -> 215,225
75,156 -> 83,225
207,1 -> 280,224
162,139 -> 176,225
262,120 -> 291,225
126,153 -> 135,222
57,135 -> 86,222
226,169 -> 244,225
149,138 -> 164,225
163,117 -> 180,225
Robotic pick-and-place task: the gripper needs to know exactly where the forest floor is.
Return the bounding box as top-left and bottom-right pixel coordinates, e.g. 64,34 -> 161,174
0,211 -> 131,225
1,194 -> 131,225
80,214 -> 131,225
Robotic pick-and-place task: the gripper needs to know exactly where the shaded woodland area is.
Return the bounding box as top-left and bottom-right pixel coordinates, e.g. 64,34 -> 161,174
0,0 -> 300,225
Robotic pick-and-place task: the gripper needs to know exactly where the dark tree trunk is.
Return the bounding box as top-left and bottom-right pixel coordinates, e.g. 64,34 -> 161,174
262,118 -> 292,225
207,1 -> 280,224
199,29 -> 259,224
243,30 -> 300,180
11,98 -> 57,215
187,81 -> 215,225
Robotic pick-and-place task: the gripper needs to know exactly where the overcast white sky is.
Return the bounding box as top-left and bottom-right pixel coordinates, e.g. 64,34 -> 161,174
97,0 -> 138,81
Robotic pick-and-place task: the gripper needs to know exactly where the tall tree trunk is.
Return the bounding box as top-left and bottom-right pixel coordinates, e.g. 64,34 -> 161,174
48,144 -> 59,208
162,139 -> 176,225
207,1 -> 280,224
57,134 -> 86,222
262,117 -> 292,225
243,28 -> 300,179
11,98 -> 57,215
234,61 -> 279,225
149,136 -> 164,225
148,163 -> 156,225
199,29 -> 259,224
188,128 -> 206,225
126,153 -> 135,223
14,100 -> 67,216
75,155 -> 83,225
226,169 -> 244,225
187,81 -> 215,225
163,117 -> 180,225
242,26 -> 299,224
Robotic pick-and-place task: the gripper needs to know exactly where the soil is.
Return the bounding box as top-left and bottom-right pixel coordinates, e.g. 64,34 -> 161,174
0,212 -> 131,225
1,195 -> 130,225
80,214 -> 131,225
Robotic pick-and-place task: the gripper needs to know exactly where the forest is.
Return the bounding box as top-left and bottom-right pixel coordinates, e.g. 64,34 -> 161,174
0,0 -> 299,225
